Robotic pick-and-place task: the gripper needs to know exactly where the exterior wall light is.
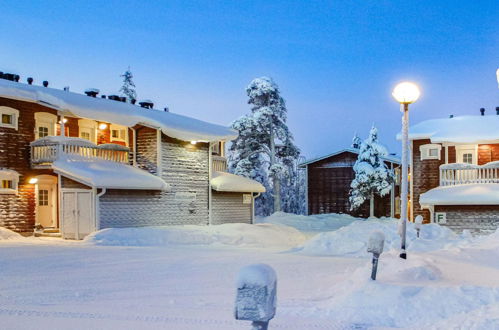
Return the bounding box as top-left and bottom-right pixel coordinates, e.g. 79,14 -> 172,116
99,123 -> 108,130
190,141 -> 197,145
28,178 -> 38,184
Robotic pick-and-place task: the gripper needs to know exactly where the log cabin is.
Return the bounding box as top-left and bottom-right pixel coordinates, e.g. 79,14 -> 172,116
407,109 -> 499,233
300,148 -> 401,218
0,74 -> 264,239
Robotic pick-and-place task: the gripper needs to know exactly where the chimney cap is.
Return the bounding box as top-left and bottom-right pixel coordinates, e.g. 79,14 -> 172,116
42,80 -> 49,87
480,107 -> 485,116
85,88 -> 100,94
27,77 -> 34,85
139,99 -> 154,109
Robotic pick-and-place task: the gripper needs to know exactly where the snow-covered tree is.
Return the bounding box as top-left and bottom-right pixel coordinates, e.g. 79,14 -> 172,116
352,132 -> 362,149
349,126 -> 394,217
228,77 -> 301,215
119,67 -> 137,101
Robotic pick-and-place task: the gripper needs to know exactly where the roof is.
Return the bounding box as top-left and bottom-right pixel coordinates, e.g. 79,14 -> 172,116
399,115 -> 499,144
0,79 -> 237,142
299,148 -> 401,167
52,157 -> 170,191
420,184 -> 499,206
211,171 -> 266,193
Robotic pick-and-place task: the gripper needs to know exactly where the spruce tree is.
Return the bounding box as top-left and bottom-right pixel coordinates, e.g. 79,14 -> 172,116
349,126 -> 394,217
119,67 -> 137,102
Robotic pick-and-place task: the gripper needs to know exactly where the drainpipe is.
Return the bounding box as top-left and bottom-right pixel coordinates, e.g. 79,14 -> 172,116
208,142 -> 214,225
95,188 -> 107,231
252,193 -> 261,224
156,129 -> 162,176
131,127 -> 137,166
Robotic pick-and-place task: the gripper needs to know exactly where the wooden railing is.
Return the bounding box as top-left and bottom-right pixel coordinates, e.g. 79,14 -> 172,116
212,155 -> 227,172
440,162 -> 499,186
31,137 -> 129,167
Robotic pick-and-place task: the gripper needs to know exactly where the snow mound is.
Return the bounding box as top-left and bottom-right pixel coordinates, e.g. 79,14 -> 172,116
258,212 -> 358,234
0,227 -> 23,240
295,219 -> 458,257
237,263 -> 277,288
85,223 -> 306,249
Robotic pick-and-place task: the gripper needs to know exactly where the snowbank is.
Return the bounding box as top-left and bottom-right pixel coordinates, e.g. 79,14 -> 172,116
0,227 -> 23,240
294,219 -> 460,257
420,184 -> 499,205
258,212 -> 358,234
211,171 -> 266,193
85,223 -> 306,249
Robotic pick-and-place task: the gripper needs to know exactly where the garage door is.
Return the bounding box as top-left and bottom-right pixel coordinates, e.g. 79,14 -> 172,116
61,190 -> 95,239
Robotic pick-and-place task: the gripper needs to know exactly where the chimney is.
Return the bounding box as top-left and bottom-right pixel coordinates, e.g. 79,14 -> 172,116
119,96 -> 127,103
449,114 -> 454,118
101,95 -> 107,99
42,80 -> 49,87
139,100 -> 154,109
84,88 -> 100,97
131,98 -> 136,105
496,107 -> 499,115
2,73 -> 16,81
164,107 -> 170,112
63,86 -> 70,91
480,108 -> 485,116
108,95 -> 121,101
27,77 -> 33,85
14,75 -> 20,82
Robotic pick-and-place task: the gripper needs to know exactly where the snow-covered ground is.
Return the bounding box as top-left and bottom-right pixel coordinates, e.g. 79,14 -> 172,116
1,213 -> 499,329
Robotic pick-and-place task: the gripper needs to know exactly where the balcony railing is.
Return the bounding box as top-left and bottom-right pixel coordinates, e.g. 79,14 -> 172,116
31,136 -> 129,167
212,155 -> 227,172
440,162 -> 499,186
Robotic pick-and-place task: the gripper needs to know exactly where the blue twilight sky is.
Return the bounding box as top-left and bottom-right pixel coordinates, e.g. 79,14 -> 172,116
0,1 -> 498,159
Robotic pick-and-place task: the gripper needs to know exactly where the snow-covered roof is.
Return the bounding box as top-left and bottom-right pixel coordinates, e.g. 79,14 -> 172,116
0,79 -> 237,142
420,184 -> 499,206
211,171 -> 266,193
52,157 -> 170,191
299,148 -> 401,167
30,136 -> 97,147
400,115 -> 499,144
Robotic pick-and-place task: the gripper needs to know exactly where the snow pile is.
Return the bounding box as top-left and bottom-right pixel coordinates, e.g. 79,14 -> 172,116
295,219 -> 459,257
0,227 -> 23,240
85,223 -> 306,249
258,212 -> 358,233
420,184 -> 499,205
211,171 -> 266,193
236,263 -> 277,288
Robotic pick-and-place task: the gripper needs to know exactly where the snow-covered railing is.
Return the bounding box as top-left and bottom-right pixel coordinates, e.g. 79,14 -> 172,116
212,155 -> 227,172
440,162 -> 499,186
31,136 -> 129,167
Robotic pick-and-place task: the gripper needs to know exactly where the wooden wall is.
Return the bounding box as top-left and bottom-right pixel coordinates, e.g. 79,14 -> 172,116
211,192 -> 252,225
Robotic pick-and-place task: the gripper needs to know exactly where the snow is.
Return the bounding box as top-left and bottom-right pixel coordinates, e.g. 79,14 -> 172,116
210,171 -> 266,193
367,230 -> 385,255
0,227 -> 22,240
236,264 -> 277,289
300,148 -> 400,167
420,183 -> 499,205
1,213 -> 499,328
0,78 -> 237,142
0,167 -> 20,178
401,115 -> 499,143
52,156 -> 170,190
30,135 -> 97,147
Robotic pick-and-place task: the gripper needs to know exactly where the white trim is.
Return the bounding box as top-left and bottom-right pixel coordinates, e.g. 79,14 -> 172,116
0,106 -> 19,130
455,144 -> 478,165
34,112 -> 57,138
110,124 -> 128,145
78,118 -> 98,143
0,168 -> 20,194
420,143 -> 442,160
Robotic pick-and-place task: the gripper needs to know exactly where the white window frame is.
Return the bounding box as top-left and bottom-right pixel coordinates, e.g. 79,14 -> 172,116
456,144 -> 478,165
34,112 -> 57,139
110,124 -> 128,145
420,144 -> 442,161
78,119 -> 98,143
0,106 -> 19,130
0,168 -> 20,195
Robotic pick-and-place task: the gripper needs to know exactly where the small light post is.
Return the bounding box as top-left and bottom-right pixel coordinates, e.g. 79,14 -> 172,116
415,215 -> 424,238
392,82 -> 420,259
367,230 -> 385,280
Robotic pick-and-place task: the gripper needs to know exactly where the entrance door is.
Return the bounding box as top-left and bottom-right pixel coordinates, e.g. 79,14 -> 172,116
61,190 -> 94,240
37,184 -> 54,227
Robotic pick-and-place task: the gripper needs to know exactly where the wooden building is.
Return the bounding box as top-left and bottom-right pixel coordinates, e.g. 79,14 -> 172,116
300,148 -> 401,218
0,74 -> 264,239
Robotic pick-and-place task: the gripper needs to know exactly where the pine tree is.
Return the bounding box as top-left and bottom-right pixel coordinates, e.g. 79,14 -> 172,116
228,77 -> 301,215
349,126 -> 394,217
119,67 -> 137,102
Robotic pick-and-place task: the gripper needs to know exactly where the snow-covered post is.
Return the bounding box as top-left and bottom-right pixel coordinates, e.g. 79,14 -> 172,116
415,215 -> 423,238
392,82 -> 420,260
367,231 -> 385,280
235,264 -> 277,330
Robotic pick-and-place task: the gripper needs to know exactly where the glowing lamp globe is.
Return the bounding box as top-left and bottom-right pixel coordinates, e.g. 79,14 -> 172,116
392,82 -> 421,104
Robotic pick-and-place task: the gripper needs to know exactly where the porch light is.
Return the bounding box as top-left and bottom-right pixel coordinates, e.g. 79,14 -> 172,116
59,118 -> 68,124
28,178 -> 38,184
98,123 -> 108,130
392,82 -> 420,104
190,141 -> 197,145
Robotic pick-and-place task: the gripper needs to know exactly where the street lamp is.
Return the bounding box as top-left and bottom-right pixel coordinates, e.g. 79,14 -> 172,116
392,81 -> 420,259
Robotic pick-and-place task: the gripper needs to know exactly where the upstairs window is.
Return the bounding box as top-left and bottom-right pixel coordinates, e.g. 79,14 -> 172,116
420,144 -> 442,161
34,112 -> 57,139
110,124 -> 128,145
0,107 -> 19,130
0,168 -> 19,194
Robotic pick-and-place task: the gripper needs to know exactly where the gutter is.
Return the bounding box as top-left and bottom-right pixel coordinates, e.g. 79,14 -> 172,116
95,188 -> 107,230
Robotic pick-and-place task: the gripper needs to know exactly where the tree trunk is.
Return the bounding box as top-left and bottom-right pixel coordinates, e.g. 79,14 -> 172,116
270,125 -> 281,213
370,191 -> 374,218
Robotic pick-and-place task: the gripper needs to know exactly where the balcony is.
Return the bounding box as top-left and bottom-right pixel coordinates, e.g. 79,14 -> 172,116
439,162 -> 499,186
31,136 -> 129,168
212,155 -> 227,172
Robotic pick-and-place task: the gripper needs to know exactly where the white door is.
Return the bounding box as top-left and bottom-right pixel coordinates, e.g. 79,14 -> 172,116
37,184 -> 55,228
61,190 -> 94,240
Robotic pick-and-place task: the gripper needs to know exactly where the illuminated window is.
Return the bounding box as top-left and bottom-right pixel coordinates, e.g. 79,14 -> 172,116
420,144 -> 442,161
0,169 -> 19,194
0,107 -> 19,130
110,124 -> 128,145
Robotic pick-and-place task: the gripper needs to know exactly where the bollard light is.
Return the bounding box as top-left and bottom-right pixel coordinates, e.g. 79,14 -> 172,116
415,215 -> 424,238
367,230 -> 385,281
235,264 -> 277,330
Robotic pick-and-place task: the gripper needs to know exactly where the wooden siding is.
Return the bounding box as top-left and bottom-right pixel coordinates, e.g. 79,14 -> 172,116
478,144 -> 499,165
135,126 -> 158,175
61,176 -> 91,189
434,205 -> 499,233
306,151 -> 397,218
211,191 -> 252,225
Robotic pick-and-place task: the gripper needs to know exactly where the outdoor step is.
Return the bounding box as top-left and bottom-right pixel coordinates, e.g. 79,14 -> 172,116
34,232 -> 62,238
43,228 -> 60,233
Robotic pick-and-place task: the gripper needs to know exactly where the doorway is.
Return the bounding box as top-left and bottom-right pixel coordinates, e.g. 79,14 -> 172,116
35,175 -> 58,228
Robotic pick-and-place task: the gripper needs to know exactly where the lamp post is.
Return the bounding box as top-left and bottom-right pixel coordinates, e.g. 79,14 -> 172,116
392,82 -> 420,259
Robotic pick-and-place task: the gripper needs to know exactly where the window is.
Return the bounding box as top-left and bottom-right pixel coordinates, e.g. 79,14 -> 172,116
80,131 -> 91,141
0,106 -> 19,130
420,144 -> 442,160
462,153 -> 473,164
78,119 -> 97,143
110,124 -> 128,145
0,168 -> 19,194
38,189 -> 49,206
456,145 -> 477,165
34,112 -> 57,139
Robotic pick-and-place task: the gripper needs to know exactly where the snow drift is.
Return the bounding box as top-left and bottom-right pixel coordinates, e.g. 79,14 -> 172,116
0,227 -> 23,240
